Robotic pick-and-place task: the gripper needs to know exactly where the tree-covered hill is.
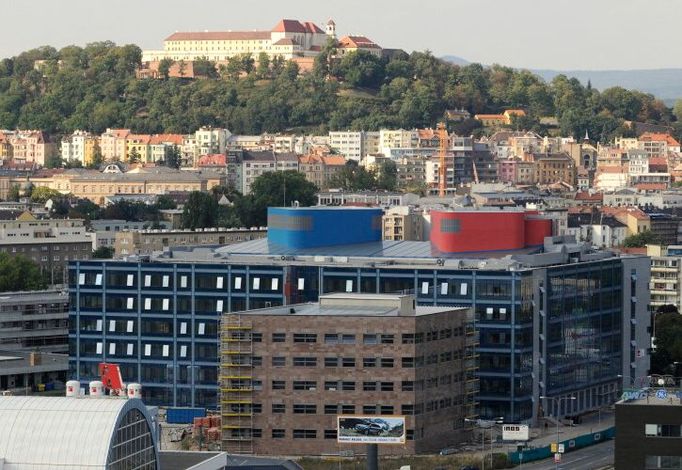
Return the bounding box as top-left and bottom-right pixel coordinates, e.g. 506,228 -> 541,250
1,41 -> 681,141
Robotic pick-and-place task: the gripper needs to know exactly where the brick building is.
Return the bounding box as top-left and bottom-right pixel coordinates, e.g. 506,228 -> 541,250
220,294 -> 477,455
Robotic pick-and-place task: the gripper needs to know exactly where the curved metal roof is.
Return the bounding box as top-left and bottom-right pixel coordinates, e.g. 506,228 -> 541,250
0,396 -> 153,469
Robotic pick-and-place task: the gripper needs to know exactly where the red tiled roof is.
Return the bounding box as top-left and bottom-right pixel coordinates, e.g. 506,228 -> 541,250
273,38 -> 295,46
639,132 -> 680,146
649,157 -> 668,166
197,154 -> 226,166
272,19 -> 307,33
304,21 -> 324,34
165,31 -> 271,41
150,134 -> 184,145
321,155 -> 346,166
338,36 -> 381,49
575,191 -> 603,201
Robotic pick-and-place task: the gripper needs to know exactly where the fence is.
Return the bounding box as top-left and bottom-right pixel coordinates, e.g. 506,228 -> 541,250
508,426 -> 615,465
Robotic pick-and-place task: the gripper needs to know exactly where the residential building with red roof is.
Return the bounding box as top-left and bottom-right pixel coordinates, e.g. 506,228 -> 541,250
337,35 -> 382,57
638,132 -> 681,156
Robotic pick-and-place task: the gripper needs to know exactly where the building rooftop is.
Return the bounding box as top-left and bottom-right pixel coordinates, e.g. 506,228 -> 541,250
232,294 -> 466,318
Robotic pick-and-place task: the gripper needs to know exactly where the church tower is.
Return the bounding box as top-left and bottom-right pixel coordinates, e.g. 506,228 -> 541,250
326,19 -> 336,38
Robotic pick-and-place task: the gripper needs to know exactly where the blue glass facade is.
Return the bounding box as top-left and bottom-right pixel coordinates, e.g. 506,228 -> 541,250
69,254 -> 647,422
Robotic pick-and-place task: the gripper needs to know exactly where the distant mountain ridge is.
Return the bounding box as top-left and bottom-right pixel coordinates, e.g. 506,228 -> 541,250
441,55 -> 682,105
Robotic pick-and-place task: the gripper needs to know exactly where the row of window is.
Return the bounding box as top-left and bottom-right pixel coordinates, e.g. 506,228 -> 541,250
224,429 -> 417,440
266,378 -> 462,392
78,318 -> 215,336
81,341 -> 215,359
268,330 -> 461,344
266,353 -> 462,368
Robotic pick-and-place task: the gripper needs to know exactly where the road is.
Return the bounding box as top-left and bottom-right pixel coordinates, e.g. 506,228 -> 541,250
517,440 -> 614,470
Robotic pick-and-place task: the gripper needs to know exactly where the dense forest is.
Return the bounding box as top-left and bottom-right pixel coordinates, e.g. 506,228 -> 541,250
1,41 -> 682,141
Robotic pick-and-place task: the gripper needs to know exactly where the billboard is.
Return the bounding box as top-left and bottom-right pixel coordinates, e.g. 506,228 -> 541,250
502,424 -> 529,441
337,416 -> 406,444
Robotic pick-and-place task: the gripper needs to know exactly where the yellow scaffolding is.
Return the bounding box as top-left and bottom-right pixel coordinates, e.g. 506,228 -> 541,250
220,314 -> 255,454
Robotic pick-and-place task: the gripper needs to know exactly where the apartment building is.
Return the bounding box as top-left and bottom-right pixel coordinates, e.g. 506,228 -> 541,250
382,206 -> 424,241
220,294 -> 477,455
535,153 -> 576,186
114,227 -> 266,257
0,212 -> 91,283
7,131 -> 55,166
61,130 -> 99,166
647,244 -> 682,313
89,219 -> 171,250
0,290 -> 69,353
329,131 -> 364,161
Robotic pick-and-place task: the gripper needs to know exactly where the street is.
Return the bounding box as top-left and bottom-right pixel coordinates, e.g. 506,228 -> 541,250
516,440 -> 614,470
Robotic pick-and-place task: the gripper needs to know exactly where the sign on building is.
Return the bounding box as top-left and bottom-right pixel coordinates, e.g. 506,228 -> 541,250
337,416 -> 406,444
502,424 -> 530,441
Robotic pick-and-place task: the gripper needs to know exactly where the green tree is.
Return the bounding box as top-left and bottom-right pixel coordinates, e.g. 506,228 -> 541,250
87,144 -> 104,169
0,253 -> 46,292
255,52 -> 270,79
377,160 -> 398,190
651,306 -> 682,374
7,184 -> 20,202
128,148 -> 141,163
674,99 -> 682,122
194,57 -> 218,78
182,191 -> 218,229
622,229 -> 660,248
244,171 -> 318,226
92,246 -> 114,259
158,58 -> 174,80
329,160 -> 377,190
30,186 -> 62,203
163,145 -> 182,169
155,194 -> 177,210
45,154 -> 63,169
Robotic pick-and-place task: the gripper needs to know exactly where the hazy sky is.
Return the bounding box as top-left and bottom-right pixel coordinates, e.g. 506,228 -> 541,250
2,0 -> 680,70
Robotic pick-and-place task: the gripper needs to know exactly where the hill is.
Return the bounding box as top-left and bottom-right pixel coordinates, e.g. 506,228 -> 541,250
442,55 -> 682,104
0,42 -> 681,142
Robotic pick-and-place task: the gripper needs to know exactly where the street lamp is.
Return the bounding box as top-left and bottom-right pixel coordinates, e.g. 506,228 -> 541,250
539,396 -> 576,470
464,417 -> 503,470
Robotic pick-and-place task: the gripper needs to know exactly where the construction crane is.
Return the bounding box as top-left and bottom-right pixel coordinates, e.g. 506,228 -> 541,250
437,122 -> 448,197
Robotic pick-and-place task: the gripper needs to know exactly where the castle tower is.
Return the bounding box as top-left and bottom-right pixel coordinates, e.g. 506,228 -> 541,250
326,19 -> 336,38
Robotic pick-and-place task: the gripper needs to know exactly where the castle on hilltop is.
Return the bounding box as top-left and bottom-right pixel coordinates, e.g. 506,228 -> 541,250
141,18 -> 382,67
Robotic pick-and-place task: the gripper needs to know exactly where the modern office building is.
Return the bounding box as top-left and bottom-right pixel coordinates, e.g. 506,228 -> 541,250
0,289 -> 69,353
89,219 -> 172,250
68,207 -> 651,424
220,293 -> 477,455
615,390 -> 682,470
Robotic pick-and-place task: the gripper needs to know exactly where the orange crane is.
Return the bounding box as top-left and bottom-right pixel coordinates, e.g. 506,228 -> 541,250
437,122 -> 448,197
98,362 -> 126,396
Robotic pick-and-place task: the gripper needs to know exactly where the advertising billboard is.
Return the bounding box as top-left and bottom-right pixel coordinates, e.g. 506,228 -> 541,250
502,424 -> 529,441
337,416 -> 406,444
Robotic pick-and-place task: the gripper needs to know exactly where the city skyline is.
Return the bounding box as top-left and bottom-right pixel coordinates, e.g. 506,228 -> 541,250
2,0 -> 681,71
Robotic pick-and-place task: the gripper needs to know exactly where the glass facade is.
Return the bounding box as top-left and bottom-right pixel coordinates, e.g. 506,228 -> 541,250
69,256 -> 631,422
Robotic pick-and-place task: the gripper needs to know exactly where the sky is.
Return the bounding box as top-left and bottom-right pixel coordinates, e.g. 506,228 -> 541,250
2,0 -> 681,70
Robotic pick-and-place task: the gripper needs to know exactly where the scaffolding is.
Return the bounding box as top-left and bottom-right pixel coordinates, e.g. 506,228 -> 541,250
220,314 -> 255,454
464,311 -> 480,419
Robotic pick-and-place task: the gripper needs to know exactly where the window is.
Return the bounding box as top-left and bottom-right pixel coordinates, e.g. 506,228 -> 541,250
325,357 -> 338,367
363,382 -> 377,391
324,430 -> 337,439
362,405 -> 376,415
324,381 -> 338,391
293,357 -> 317,367
293,333 -> 317,343
363,334 -> 378,344
381,334 -> 394,344
272,403 -> 285,413
293,404 -> 317,414
342,357 -> 355,367
324,404 -> 337,414
380,405 -> 394,414
341,334 -> 355,344
293,381 -> 317,391
272,333 -> 286,342
380,358 -> 394,368
363,358 -> 377,368
340,405 -> 356,414
380,382 -> 394,391
324,334 -> 338,344
272,429 -> 285,439
293,430 -> 316,439
646,424 -> 682,437
402,357 -> 415,368
272,380 -> 285,390
272,357 -> 285,367
341,381 -> 355,391
402,404 -> 415,415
